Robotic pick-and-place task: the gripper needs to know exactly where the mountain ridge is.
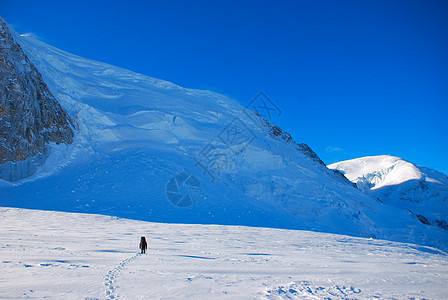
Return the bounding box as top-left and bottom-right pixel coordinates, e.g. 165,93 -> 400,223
0,18 -> 446,251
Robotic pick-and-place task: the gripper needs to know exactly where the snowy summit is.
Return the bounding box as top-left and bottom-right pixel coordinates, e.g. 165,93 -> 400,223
329,155 -> 448,233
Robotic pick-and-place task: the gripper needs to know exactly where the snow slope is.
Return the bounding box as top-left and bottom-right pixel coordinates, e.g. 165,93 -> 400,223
0,26 -> 446,250
1,207 -> 447,299
328,155 -> 448,231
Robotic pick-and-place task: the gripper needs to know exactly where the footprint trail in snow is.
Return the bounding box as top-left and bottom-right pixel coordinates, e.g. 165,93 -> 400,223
1,208 -> 447,299
104,254 -> 141,299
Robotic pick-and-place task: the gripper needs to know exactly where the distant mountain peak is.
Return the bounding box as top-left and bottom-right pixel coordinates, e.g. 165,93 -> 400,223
328,155 -> 448,191
329,155 -> 448,232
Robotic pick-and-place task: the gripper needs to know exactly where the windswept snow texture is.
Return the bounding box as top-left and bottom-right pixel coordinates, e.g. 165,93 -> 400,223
1,208 -> 447,299
328,155 -> 448,232
0,29 -> 447,250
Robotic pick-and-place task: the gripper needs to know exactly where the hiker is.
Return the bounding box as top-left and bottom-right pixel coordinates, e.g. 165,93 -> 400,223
139,236 -> 147,254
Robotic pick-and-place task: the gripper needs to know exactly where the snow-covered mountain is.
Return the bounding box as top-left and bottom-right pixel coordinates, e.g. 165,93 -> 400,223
0,18 -> 446,250
328,155 -> 448,232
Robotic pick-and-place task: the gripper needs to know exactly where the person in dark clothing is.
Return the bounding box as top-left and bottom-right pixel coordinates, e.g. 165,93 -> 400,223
139,236 -> 148,254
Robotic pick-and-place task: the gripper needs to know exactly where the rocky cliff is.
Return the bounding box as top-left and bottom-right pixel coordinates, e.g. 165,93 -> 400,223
0,17 -> 74,181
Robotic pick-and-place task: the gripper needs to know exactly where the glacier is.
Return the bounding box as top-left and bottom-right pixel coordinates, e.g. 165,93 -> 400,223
0,23 -> 447,252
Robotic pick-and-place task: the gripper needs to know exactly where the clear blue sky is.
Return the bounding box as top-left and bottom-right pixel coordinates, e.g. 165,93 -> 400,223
2,0 -> 447,174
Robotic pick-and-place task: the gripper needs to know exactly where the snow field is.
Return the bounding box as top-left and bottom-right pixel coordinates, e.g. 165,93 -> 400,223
1,207 -> 447,299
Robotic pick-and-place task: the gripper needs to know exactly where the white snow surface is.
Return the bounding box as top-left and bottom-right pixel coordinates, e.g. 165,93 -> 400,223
0,30 -> 447,252
1,207 -> 447,299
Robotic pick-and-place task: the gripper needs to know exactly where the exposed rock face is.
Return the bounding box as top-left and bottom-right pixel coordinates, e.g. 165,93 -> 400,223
253,111 -> 357,187
0,17 -> 74,181
254,111 -> 326,166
